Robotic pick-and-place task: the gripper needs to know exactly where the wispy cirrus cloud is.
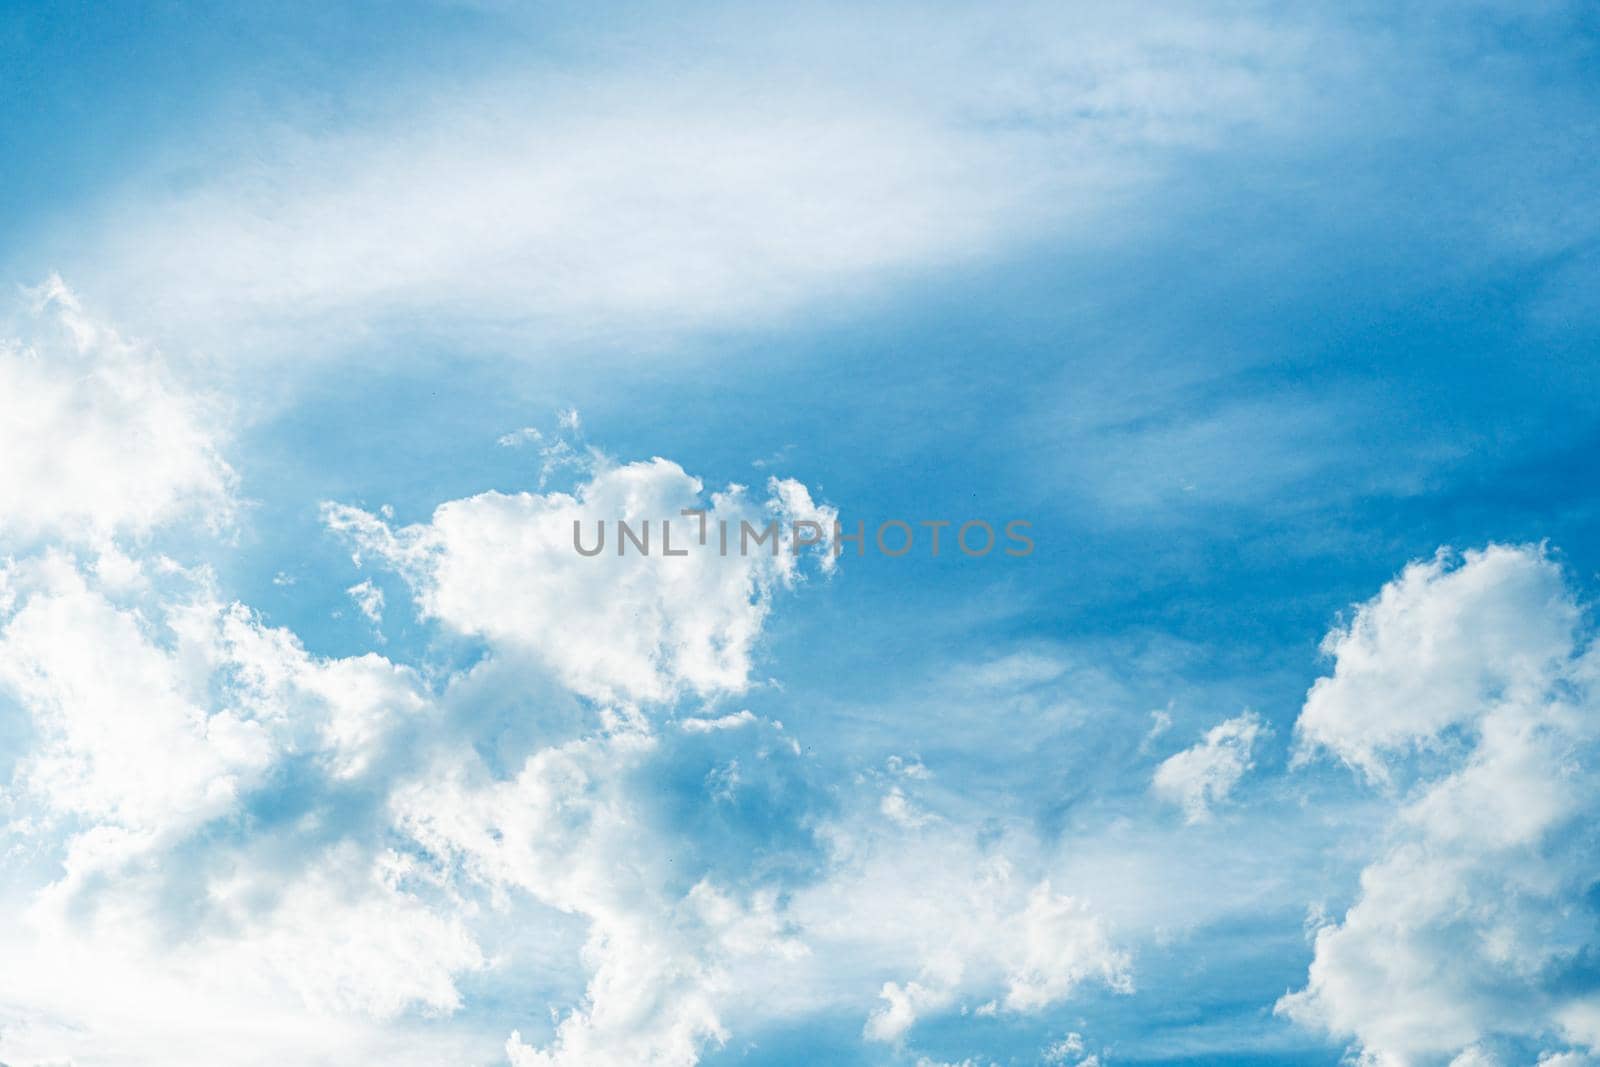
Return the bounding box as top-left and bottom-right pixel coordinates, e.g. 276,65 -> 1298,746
36,2 -> 1326,363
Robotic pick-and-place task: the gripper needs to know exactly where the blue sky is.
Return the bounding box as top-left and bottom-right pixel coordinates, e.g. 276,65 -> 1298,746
3,3 -> 1600,1066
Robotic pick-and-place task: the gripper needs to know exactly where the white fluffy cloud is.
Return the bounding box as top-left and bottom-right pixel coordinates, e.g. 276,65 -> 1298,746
0,423 -> 1135,1067
319,454 -> 1145,1067
324,459 -> 835,704
0,291 -> 847,1067
1152,711 -> 1265,822
1293,545 -> 1578,781
784,809 -> 1132,1051
0,556 -> 274,833
0,285 -> 503,1062
0,549 -> 484,1063
850,870 -> 1130,1045
0,551 -> 432,839
1279,545 -> 1600,1065
394,728 -> 808,1067
0,277 -> 234,546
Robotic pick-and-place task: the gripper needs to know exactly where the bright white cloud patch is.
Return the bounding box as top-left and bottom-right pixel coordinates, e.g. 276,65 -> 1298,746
324,460 -> 836,704
0,556 -> 272,833
0,293 -> 856,1067
0,289 -> 501,1063
1152,711 -> 1265,822
396,728 -> 808,1067
1293,545 -> 1578,781
849,869 -> 1131,1042
792,812 -> 1132,1053
0,277 -> 233,546
0,550 -> 484,1062
1279,545 -> 1600,1064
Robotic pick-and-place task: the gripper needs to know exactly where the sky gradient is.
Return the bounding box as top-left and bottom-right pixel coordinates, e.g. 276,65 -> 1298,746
3,3 -> 1600,1066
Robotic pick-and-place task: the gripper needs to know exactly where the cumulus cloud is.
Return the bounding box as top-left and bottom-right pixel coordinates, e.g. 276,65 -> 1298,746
0,285 -> 1190,1067
0,272 -> 1223,1067
1001,881 -> 1135,1010
792,812 -> 1131,1052
1293,545 -> 1579,781
0,478 -> 832,1067
0,406 -> 1128,1067
0,556 -> 273,833
0,551 -> 486,1061
323,460 -> 836,704
0,277 -> 234,547
0,284 -> 508,1063
1151,711 -> 1265,822
318,451 -> 1139,1067
0,294 -> 845,1067
1,551 -> 435,826
389,681 -> 1129,1067
1279,545 -> 1600,1064
397,728 -> 808,1067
